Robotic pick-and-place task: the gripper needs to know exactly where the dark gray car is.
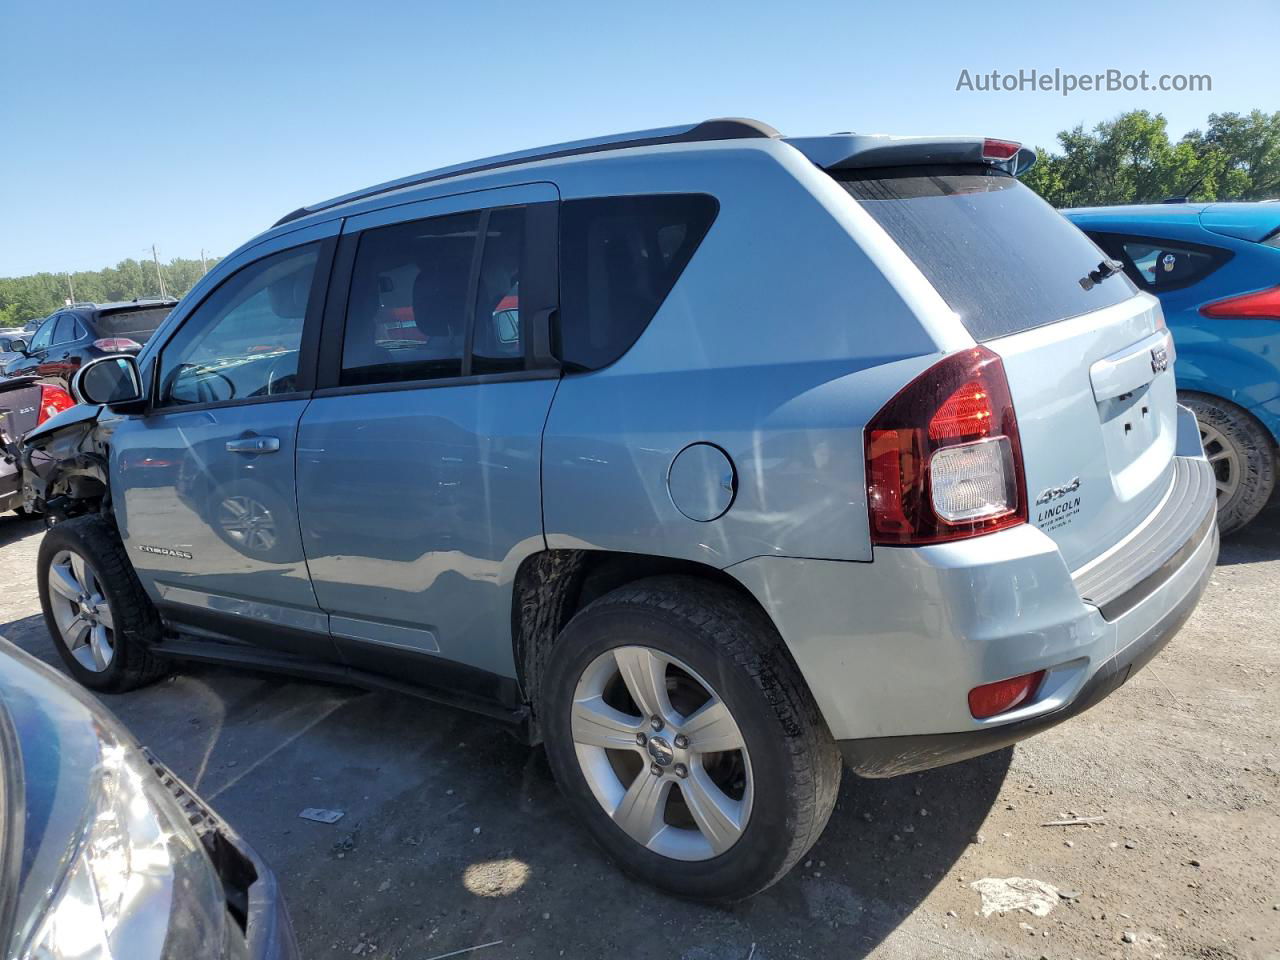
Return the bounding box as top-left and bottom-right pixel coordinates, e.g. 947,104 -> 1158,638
0,637 -> 298,959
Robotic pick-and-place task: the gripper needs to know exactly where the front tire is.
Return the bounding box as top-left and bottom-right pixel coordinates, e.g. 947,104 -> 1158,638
37,513 -> 168,692
541,576 -> 841,901
1182,392 -> 1276,534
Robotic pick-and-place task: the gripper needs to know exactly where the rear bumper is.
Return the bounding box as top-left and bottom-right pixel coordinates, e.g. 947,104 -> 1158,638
837,517 -> 1217,776
729,448 -> 1218,777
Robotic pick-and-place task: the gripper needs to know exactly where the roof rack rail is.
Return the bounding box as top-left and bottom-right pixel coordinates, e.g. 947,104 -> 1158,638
273,117 -> 779,228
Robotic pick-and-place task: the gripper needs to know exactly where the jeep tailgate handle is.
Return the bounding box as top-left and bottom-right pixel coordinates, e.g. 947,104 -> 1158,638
226,435 -> 280,454
1088,330 -> 1174,403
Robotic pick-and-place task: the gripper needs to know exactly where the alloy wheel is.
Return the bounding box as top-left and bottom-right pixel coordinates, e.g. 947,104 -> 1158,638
1200,421 -> 1240,505
571,645 -> 753,861
46,549 -> 115,672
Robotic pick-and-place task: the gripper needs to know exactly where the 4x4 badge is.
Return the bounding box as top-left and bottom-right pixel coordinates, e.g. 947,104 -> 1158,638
1035,477 -> 1081,506
1150,346 -> 1170,374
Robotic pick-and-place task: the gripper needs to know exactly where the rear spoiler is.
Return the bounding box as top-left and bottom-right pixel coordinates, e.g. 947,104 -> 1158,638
784,134 -> 1037,177
0,376 -> 40,396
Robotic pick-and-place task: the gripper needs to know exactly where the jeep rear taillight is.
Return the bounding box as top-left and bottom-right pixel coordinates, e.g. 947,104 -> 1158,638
865,346 -> 1026,545
36,384 -> 75,426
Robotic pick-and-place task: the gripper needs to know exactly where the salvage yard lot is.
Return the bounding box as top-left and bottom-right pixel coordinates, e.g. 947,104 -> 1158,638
2,506 -> 1278,960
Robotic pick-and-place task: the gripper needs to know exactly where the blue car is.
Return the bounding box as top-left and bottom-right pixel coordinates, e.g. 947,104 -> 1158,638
1065,202 -> 1280,532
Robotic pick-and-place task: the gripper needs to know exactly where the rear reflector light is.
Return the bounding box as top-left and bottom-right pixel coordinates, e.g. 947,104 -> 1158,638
866,346 -> 1026,544
93,337 -> 142,353
982,138 -> 1021,161
36,384 -> 76,426
969,670 -> 1046,719
1199,284 -> 1280,320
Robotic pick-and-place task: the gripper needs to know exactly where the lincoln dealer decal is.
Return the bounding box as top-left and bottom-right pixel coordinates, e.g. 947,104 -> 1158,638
1034,477 -> 1082,532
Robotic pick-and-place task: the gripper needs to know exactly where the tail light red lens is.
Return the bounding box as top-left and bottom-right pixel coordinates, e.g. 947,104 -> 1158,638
93,337 -> 142,353
865,346 -> 1026,544
969,670 -> 1046,719
981,138 -> 1022,161
1199,284 -> 1280,320
36,384 -> 76,426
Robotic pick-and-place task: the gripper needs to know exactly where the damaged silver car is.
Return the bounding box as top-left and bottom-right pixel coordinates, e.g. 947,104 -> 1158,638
22,118 -> 1217,901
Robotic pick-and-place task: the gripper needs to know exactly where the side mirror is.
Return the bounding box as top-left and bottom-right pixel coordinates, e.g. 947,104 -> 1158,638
6,338 -> 27,354
73,355 -> 145,408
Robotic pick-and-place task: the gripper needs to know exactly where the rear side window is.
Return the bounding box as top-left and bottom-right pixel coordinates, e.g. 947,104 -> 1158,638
1112,238 -> 1226,291
96,307 -> 171,342
839,170 -> 1138,342
557,194 -> 718,371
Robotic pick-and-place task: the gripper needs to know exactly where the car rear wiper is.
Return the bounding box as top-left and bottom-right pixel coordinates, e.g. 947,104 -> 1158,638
1078,259 -> 1126,291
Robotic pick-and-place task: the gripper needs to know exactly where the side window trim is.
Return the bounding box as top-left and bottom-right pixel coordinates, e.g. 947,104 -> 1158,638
143,237 -> 337,415
459,208 -> 491,379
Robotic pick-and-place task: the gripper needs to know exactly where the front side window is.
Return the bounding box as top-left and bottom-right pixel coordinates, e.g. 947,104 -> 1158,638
157,244 -> 318,407
341,212 -> 480,386
28,317 -> 56,351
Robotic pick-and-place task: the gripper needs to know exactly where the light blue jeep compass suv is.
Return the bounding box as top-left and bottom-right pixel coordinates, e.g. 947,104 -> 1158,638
22,118 -> 1217,900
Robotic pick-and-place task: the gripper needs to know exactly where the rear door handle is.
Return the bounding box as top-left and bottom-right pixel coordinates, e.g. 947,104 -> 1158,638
226,436 -> 281,454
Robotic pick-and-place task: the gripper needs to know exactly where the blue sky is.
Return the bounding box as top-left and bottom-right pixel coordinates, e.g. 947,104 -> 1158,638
2,0 -> 1276,276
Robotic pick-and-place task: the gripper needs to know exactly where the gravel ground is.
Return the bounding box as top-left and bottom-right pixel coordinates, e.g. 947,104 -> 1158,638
1,502 -> 1277,960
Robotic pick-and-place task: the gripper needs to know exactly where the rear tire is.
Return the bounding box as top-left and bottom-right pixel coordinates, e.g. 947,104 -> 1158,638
37,513 -> 168,692
541,576 -> 841,901
1181,392 -> 1276,535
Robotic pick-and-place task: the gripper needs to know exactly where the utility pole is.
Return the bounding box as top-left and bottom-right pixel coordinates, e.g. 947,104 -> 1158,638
151,245 -> 169,299
200,248 -> 209,274
65,273 -> 75,305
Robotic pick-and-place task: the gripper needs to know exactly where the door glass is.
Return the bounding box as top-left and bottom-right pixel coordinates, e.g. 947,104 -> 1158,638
473,207 -> 526,374
29,317 -> 56,351
340,211 -> 480,386
52,315 -> 79,344
158,244 -> 319,407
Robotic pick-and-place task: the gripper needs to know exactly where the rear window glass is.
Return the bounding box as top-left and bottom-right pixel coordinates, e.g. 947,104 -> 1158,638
838,170 -> 1138,341
557,194 -> 718,371
96,307 -> 171,341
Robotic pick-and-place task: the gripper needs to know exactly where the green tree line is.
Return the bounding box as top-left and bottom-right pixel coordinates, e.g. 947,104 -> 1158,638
1023,109 -> 1280,207
0,256 -> 219,328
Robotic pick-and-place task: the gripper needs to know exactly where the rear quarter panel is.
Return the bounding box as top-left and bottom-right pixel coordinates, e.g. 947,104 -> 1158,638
542,144 -> 953,566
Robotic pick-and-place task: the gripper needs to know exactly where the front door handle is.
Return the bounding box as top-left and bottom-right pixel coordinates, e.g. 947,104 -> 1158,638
226,436 -> 281,454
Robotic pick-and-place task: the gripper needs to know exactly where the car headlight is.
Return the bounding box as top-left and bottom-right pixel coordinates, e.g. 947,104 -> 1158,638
21,729 -> 237,960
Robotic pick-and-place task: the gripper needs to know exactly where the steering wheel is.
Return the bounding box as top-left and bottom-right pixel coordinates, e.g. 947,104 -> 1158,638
172,363 -> 236,404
